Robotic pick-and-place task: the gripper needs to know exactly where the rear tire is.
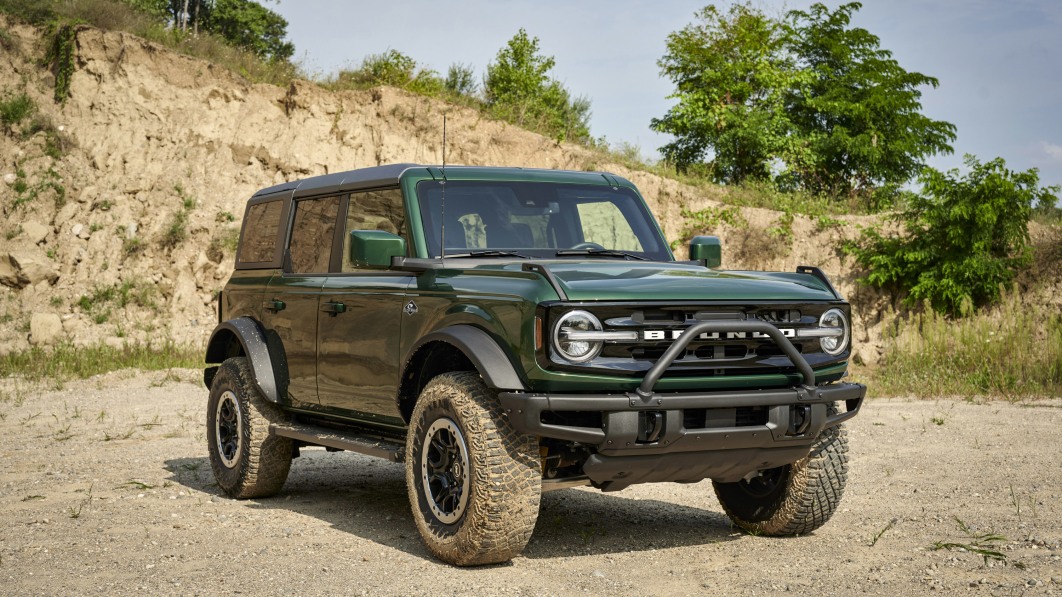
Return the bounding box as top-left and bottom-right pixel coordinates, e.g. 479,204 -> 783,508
406,372 -> 541,566
207,357 -> 292,498
713,411 -> 848,536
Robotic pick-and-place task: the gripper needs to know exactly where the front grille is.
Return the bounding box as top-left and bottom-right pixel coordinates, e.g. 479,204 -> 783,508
546,303 -> 845,379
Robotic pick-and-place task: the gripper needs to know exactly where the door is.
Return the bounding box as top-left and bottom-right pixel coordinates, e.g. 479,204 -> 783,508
316,188 -> 412,424
260,195 -> 341,409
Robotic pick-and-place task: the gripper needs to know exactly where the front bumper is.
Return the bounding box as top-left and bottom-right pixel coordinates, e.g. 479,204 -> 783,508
501,318 -> 866,490
500,382 -> 865,489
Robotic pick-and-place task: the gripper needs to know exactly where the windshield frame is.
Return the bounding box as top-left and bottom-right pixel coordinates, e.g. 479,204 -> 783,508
413,179 -> 674,261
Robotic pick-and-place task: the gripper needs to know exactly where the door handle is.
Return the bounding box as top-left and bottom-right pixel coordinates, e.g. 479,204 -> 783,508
264,299 -> 286,312
321,301 -> 347,316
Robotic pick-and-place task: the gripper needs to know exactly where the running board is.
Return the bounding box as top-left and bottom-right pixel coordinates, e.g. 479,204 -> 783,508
270,423 -> 405,462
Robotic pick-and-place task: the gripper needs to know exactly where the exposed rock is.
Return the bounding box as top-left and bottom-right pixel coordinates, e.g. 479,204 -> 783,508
0,251 -> 60,289
29,313 -> 63,345
22,221 -> 50,244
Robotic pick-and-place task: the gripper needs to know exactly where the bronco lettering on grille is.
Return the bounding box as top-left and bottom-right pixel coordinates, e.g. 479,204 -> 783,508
641,329 -> 796,341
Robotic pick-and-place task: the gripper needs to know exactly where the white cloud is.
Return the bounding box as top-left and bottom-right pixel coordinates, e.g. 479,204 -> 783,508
1041,142 -> 1062,163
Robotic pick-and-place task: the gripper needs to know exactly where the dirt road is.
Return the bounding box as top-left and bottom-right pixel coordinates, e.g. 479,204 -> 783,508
1,370 -> 1059,596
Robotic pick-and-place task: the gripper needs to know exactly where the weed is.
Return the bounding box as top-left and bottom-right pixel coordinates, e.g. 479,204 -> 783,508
42,20 -> 79,102
122,237 -> 144,257
88,223 -> 102,233
215,210 -> 236,223
102,428 -> 135,441
67,483 -> 93,519
0,341 -> 199,383
53,423 -> 73,441
0,90 -> 34,129
931,416 -> 945,426
119,480 -> 154,490
95,409 -> 106,422
767,209 -> 795,246
874,290 -> 1062,398
869,517 -> 897,547
930,517 -> 1008,566
138,414 -> 162,429
4,226 -> 20,240
671,205 -> 747,249
76,279 -> 157,323
21,495 -> 45,502
815,215 -> 845,231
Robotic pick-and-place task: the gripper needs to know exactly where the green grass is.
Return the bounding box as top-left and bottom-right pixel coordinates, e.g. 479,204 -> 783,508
874,291 -> 1062,398
0,342 -> 200,382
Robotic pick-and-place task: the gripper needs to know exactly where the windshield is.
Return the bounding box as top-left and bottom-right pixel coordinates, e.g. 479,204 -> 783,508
416,180 -> 672,261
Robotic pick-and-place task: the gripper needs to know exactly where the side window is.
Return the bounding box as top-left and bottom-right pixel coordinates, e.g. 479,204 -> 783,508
342,188 -> 407,270
576,201 -> 643,251
237,200 -> 283,265
289,196 -> 340,274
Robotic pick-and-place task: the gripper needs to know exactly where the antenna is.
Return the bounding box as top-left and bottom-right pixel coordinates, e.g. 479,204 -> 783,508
440,114 -> 447,260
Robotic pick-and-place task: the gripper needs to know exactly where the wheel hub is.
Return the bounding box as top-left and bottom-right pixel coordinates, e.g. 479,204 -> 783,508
215,391 -> 243,468
420,417 -> 470,524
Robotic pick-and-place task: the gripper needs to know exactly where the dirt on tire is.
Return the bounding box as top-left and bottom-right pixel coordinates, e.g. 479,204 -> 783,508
1,370 -> 1060,595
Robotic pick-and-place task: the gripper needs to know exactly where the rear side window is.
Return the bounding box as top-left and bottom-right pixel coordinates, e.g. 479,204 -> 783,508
289,196 -> 341,274
237,200 -> 283,265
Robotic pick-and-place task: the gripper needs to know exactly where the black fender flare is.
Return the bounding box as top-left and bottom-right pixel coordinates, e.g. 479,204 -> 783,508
204,318 -> 284,403
405,325 -> 527,391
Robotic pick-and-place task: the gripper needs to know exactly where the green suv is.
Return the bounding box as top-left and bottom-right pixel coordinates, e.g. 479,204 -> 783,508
204,164 -> 865,565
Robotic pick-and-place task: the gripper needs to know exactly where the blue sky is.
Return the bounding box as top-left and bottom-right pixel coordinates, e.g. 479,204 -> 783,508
272,0 -> 1062,192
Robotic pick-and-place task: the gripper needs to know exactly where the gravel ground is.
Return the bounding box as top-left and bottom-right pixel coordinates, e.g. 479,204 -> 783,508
1,370 -> 1060,596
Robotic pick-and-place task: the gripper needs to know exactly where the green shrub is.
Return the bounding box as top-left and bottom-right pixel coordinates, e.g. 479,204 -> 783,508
328,50 -> 444,96
847,155 -> 1059,315
0,90 -> 34,129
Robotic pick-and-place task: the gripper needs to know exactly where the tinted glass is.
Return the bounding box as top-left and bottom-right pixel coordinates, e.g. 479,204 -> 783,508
237,200 -> 282,264
289,196 -> 340,274
342,188 -> 408,270
416,181 -> 669,260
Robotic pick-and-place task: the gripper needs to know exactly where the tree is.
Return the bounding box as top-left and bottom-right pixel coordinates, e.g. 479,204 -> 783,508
120,0 -> 293,62
651,3 -> 798,182
484,29 -> 591,142
783,3 -> 956,198
209,0 -> 293,61
653,2 -> 956,201
847,156 -> 1059,315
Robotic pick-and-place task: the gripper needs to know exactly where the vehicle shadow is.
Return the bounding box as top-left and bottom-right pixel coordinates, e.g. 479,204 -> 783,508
164,450 -> 741,563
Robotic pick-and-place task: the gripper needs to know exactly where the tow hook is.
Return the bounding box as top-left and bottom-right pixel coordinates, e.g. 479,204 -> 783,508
637,410 -> 665,443
788,404 -> 812,436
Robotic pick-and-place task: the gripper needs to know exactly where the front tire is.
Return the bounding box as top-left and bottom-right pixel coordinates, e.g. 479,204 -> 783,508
713,416 -> 849,536
406,372 -> 541,566
207,357 -> 293,499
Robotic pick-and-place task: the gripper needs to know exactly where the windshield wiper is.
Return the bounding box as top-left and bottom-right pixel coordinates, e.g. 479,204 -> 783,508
554,248 -> 648,260
444,249 -> 531,259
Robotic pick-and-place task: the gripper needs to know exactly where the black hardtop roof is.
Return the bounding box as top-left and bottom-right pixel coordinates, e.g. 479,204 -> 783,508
250,164 -> 630,200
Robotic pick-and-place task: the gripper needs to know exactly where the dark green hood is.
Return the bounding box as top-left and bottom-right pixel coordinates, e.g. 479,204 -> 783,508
532,261 -> 838,302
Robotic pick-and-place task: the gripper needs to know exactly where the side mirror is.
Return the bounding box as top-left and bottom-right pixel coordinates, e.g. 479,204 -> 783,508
349,230 -> 406,269
689,235 -> 722,269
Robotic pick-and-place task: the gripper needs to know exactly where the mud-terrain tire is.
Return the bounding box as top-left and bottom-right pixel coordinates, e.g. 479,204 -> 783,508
713,407 -> 848,536
207,357 -> 293,499
406,371 -> 541,566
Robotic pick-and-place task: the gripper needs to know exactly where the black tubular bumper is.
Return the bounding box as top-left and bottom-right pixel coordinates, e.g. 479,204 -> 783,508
499,319 -> 867,490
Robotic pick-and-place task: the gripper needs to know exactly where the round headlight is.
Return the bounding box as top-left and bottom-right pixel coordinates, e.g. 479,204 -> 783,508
552,310 -> 603,363
818,308 -> 850,356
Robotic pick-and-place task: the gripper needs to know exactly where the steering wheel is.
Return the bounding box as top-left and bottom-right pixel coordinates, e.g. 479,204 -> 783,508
569,242 -> 606,251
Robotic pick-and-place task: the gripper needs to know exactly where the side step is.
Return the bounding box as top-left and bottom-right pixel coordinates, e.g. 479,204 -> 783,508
270,423 -> 405,463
